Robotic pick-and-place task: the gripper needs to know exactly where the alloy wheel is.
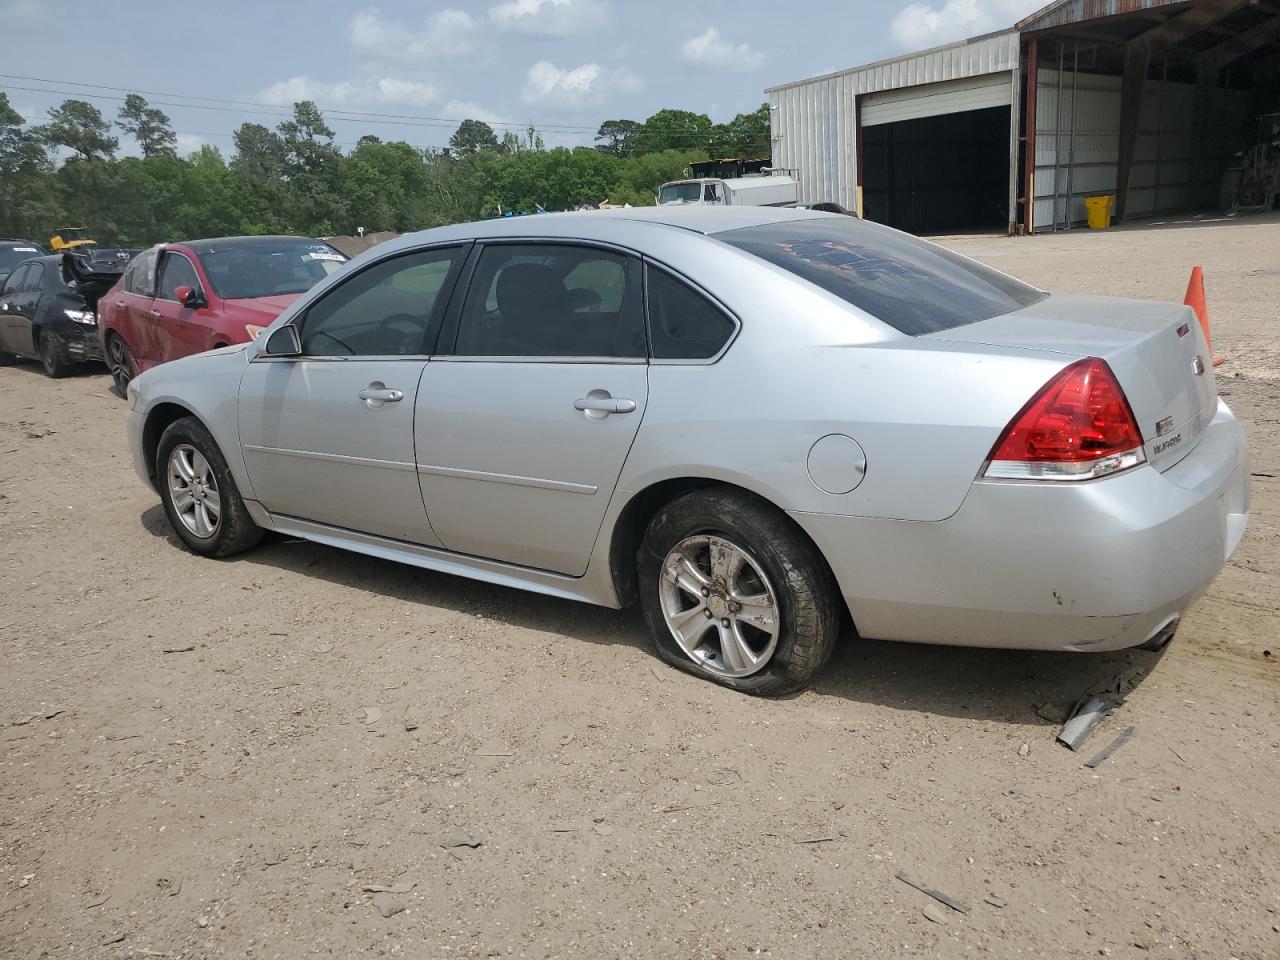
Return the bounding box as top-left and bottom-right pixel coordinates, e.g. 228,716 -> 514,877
167,444 -> 221,539
658,534 -> 780,678
108,337 -> 133,395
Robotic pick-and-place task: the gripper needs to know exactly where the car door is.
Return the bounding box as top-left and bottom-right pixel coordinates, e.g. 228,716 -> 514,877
416,241 -> 649,576
0,264 -> 34,356
8,262 -> 45,357
238,244 -> 468,545
153,250 -> 213,362
109,247 -> 160,365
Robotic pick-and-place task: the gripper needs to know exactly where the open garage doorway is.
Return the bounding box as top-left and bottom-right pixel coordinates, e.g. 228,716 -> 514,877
862,106 -> 1012,234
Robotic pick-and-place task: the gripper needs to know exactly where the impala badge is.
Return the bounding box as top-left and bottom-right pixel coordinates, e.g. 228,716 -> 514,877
1156,416 -> 1175,437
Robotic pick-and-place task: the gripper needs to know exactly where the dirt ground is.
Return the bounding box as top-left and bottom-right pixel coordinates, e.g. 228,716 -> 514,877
2,213 -> 1278,960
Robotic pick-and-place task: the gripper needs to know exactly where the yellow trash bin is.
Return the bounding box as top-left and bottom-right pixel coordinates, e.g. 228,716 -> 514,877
1085,194 -> 1114,230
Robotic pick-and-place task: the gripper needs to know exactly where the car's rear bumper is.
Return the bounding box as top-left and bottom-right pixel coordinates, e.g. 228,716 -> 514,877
790,398 -> 1249,652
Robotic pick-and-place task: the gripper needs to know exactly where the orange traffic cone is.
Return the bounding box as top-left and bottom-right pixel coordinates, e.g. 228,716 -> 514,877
1183,266 -> 1225,366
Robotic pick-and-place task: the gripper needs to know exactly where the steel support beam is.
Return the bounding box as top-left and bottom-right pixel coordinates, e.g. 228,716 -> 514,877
1115,44 -> 1148,221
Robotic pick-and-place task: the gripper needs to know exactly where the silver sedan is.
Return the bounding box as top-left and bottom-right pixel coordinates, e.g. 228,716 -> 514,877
125,208 -> 1249,695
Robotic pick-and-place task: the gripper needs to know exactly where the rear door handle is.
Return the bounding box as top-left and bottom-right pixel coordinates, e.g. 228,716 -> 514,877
574,396 -> 636,415
149,309 -> 162,318
358,383 -> 404,407
116,300 -> 126,308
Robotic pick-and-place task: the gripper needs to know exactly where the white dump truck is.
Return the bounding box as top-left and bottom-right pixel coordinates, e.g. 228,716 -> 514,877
658,159 -> 799,208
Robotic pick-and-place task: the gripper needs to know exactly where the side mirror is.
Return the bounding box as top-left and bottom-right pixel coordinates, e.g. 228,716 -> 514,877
259,324 -> 302,358
175,285 -> 205,308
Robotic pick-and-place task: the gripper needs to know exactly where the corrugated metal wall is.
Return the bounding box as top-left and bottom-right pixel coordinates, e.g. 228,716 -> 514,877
1034,65 -> 1253,229
769,31 -> 1020,210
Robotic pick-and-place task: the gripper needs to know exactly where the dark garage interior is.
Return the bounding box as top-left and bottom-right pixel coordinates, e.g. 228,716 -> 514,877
862,106 -> 1011,235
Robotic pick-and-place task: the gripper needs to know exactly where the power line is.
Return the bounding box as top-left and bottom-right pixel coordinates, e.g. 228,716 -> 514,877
0,73 -> 598,133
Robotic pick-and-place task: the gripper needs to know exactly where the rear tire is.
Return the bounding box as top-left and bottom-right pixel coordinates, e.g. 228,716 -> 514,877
38,329 -> 71,379
156,416 -> 264,558
106,333 -> 135,398
638,489 -> 841,696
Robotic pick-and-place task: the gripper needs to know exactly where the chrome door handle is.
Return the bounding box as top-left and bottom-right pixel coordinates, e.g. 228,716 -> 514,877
574,396 -> 636,415
116,300 -> 126,308
149,309 -> 162,318
358,384 -> 404,407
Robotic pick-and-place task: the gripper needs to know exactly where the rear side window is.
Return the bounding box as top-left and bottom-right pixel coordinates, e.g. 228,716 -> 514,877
3,264 -> 31,295
125,249 -> 158,297
646,267 -> 737,360
717,218 -> 1044,335
21,262 -> 44,293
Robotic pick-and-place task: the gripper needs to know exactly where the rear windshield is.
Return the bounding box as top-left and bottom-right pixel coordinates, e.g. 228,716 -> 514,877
198,239 -> 347,300
0,245 -> 41,276
716,218 -> 1044,335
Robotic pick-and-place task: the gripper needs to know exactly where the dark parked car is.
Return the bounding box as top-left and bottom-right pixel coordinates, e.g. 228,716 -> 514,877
0,255 -> 107,377
0,239 -> 45,286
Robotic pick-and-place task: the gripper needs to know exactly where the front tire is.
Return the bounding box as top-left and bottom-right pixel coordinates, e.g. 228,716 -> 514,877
156,416 -> 264,558
38,329 -> 71,379
638,489 -> 841,696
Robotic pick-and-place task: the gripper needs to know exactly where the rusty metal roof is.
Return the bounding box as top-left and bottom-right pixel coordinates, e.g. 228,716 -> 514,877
1017,0 -> 1185,32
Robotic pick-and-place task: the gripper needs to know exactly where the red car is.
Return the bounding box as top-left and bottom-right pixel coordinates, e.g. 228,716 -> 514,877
98,235 -> 347,393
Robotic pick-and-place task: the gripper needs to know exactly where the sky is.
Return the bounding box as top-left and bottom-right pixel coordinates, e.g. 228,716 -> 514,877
0,0 -> 1044,156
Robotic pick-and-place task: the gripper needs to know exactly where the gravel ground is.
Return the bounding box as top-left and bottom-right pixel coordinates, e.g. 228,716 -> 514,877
1,213 -> 1278,960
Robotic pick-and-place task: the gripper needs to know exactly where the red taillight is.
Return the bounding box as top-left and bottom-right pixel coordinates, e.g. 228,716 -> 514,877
984,357 -> 1145,481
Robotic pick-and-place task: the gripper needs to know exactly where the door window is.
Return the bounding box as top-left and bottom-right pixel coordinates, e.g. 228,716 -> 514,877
125,249 -> 158,297
21,262 -> 44,293
454,244 -> 644,358
157,253 -> 201,301
298,246 -> 463,357
3,265 -> 31,296
646,267 -> 737,360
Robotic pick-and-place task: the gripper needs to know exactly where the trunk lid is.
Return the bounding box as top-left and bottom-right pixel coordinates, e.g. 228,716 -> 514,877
927,293 -> 1216,471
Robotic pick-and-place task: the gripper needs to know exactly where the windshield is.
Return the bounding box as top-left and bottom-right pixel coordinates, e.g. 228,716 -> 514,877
717,218 -> 1045,336
0,246 -> 41,276
659,182 -> 703,204
199,239 -> 347,300
56,228 -> 89,241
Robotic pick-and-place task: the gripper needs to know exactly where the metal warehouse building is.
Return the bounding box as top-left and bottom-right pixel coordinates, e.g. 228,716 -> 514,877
768,0 -> 1280,234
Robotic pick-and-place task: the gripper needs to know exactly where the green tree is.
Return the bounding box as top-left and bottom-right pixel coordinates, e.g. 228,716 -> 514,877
595,119 -> 642,157
708,103 -> 771,159
230,122 -> 287,182
117,93 -> 177,158
448,119 -> 500,157
635,109 -> 712,154
35,99 -> 118,161
0,93 -> 57,238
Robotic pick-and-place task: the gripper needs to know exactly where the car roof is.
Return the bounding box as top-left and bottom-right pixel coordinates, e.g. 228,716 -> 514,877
365,206 -> 842,262
179,235 -> 339,256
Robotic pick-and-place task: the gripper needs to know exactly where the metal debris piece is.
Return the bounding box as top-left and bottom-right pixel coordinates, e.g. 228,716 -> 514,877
361,880 -> 415,894
895,870 -> 971,914
984,894 -> 1007,908
161,645 -> 195,654
922,903 -> 948,924
1057,698 -> 1111,752
1085,726 -> 1135,768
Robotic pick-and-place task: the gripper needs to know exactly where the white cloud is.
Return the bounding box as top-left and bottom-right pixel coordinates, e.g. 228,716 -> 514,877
444,100 -> 508,126
489,0 -> 607,36
256,76 -> 440,108
890,0 -> 1041,49
174,133 -> 209,156
521,60 -> 638,109
348,7 -> 477,60
680,28 -> 764,71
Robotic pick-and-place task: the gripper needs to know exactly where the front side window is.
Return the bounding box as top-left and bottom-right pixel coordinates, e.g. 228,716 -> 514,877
298,246 -> 463,357
125,249 -> 158,297
454,244 -> 644,358
716,218 -> 1045,336
646,267 -> 737,360
158,253 -> 201,302
200,239 -> 347,301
